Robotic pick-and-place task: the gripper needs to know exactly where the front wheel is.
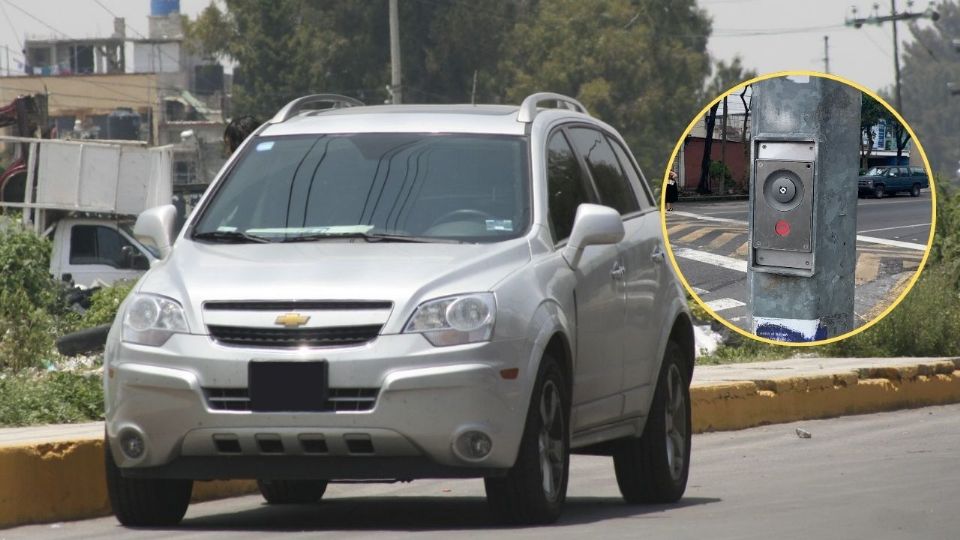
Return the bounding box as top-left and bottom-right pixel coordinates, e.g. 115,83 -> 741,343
105,439 -> 193,526
874,185 -> 885,199
485,355 -> 569,524
911,183 -> 921,197
613,341 -> 691,504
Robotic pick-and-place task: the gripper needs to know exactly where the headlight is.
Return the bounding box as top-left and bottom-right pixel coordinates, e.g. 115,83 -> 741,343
122,293 -> 189,346
404,293 -> 496,346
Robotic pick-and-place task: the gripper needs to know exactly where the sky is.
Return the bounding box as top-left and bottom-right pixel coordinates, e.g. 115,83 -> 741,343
0,0 -> 938,97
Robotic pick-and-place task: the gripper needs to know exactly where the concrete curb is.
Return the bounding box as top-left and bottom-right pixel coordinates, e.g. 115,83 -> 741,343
2,358 -> 960,529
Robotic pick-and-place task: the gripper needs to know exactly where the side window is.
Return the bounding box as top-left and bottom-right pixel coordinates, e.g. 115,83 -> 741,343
567,127 -> 640,215
69,225 -> 137,268
546,131 -> 591,243
608,136 -> 654,209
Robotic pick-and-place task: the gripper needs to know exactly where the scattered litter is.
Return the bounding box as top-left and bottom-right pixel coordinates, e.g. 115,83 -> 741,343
694,324 -> 724,357
442,488 -> 452,493
795,428 -> 812,439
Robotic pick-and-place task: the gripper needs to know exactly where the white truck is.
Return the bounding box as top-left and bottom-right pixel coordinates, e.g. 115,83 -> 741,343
0,135 -> 174,287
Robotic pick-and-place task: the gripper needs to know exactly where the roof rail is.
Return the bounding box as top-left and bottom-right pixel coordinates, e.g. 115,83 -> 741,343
517,92 -> 589,123
270,94 -> 365,123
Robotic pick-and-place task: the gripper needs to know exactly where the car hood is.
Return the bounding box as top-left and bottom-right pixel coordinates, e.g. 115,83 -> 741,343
138,238 -> 532,334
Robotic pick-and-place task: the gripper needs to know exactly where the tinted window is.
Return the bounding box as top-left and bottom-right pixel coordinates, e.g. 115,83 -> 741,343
194,134 -> 530,243
608,136 -> 652,208
70,225 -> 135,268
546,132 -> 592,242
568,128 -> 640,215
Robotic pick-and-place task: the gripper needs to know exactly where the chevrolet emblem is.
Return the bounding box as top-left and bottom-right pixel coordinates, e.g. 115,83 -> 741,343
274,313 -> 310,328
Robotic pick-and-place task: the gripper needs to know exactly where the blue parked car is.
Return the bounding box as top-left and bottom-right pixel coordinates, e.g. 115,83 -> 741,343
858,166 -> 928,199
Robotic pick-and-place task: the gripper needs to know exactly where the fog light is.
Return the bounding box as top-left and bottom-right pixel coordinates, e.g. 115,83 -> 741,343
454,430 -> 492,461
119,430 -> 145,459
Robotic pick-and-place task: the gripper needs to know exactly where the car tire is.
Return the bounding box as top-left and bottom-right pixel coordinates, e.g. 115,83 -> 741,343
874,185 -> 885,199
485,354 -> 569,525
911,183 -> 921,197
613,341 -> 691,504
104,438 -> 193,527
256,479 -> 328,504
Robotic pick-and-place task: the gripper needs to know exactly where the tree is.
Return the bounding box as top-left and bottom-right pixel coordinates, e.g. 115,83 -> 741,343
704,56 -> 756,100
699,56 -> 755,193
860,94 -> 886,170
497,0 -> 712,175
899,1 -> 960,179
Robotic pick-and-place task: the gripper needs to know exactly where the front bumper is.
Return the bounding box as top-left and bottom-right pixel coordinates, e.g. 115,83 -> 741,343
105,333 -> 530,478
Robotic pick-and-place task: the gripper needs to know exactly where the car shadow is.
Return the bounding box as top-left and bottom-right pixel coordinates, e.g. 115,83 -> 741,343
167,495 -> 721,532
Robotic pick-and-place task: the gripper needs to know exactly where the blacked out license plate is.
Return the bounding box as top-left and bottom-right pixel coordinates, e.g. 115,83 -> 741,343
248,360 -> 328,412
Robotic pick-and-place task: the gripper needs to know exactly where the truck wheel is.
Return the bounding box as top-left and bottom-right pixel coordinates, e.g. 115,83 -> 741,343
911,183 -> 921,197
485,355 -> 569,524
613,341 -> 691,504
256,479 -> 328,504
873,185 -> 885,199
105,438 -> 192,526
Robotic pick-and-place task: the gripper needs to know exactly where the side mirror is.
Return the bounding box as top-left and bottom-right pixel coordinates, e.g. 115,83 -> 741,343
134,205 -> 177,259
562,204 -> 625,269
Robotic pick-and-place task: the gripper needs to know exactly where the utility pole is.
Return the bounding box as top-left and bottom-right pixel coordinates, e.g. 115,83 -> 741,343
822,36 -> 830,73
846,1 -> 940,113
748,76 -> 861,342
389,0 -> 402,104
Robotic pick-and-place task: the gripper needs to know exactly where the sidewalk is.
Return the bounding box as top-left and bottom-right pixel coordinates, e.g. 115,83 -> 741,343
1,356 -> 959,529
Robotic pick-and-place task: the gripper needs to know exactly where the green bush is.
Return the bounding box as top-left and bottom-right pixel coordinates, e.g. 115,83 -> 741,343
81,281 -> 136,327
0,222 -> 55,309
0,370 -> 104,427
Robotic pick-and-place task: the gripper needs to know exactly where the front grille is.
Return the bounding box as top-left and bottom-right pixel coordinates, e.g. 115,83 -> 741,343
205,387 -> 379,412
208,324 -> 381,348
204,300 -> 393,311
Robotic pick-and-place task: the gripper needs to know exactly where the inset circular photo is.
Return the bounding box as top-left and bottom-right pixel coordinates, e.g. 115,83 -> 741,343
662,71 -> 935,346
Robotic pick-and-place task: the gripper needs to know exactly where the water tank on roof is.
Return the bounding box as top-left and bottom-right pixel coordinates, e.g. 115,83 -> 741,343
151,0 -> 180,16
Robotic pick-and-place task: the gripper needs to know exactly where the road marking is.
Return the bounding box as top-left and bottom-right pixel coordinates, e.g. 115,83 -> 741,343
856,235 -> 927,251
672,211 -> 745,225
734,241 -> 749,257
665,222 -> 698,236
705,298 -> 746,311
673,247 -> 748,273
707,232 -> 740,250
691,286 -> 708,295
676,228 -> 713,243
856,253 -> 880,285
858,223 -> 931,234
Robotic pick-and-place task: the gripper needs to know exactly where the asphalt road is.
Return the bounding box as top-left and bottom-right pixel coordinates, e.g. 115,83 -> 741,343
667,192 -> 931,329
677,190 -> 933,243
7,404 -> 959,539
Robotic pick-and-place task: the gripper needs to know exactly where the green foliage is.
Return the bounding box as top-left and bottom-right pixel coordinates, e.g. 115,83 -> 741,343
0,370 -> 104,427
704,56 -> 757,98
0,223 -> 55,309
708,160 -> 737,192
0,289 -> 55,371
823,267 -> 960,357
697,337 -> 794,365
81,281 -> 136,328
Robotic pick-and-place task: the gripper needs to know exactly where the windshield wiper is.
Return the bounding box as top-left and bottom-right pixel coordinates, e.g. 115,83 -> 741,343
192,230 -> 272,244
277,232 -> 465,244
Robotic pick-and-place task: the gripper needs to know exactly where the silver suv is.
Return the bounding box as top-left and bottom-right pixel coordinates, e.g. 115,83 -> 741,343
104,93 -> 694,526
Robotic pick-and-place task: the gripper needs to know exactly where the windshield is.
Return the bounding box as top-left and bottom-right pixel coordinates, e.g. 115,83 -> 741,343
192,133 -> 530,243
865,167 -> 888,176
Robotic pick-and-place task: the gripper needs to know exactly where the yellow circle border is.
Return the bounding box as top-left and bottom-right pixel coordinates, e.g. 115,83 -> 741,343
659,69 -> 937,347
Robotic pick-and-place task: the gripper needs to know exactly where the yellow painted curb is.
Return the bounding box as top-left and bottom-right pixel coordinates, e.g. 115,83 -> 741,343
3,360 -> 960,529
0,437 -> 255,529
692,360 -> 960,433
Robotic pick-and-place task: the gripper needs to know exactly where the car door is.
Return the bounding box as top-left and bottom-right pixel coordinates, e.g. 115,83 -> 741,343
545,128 -> 626,432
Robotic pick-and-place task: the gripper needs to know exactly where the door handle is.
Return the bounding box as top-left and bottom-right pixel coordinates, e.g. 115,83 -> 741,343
610,261 -> 626,280
651,245 -> 665,264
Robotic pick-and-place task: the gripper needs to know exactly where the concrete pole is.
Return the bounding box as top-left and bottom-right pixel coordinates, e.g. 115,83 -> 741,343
389,0 -> 402,104
748,76 -> 861,342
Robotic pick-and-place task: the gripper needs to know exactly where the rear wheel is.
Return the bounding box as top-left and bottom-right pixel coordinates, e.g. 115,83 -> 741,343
485,355 -> 569,524
105,439 -> 193,527
613,341 -> 691,504
874,185 -> 885,199
911,183 -> 921,197
256,479 -> 328,504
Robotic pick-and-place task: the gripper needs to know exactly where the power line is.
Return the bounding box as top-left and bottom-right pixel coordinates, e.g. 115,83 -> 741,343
1,0 -> 69,38
0,1 -> 22,51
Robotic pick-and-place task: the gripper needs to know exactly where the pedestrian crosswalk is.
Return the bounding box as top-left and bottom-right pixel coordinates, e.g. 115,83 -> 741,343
666,211 -> 927,330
